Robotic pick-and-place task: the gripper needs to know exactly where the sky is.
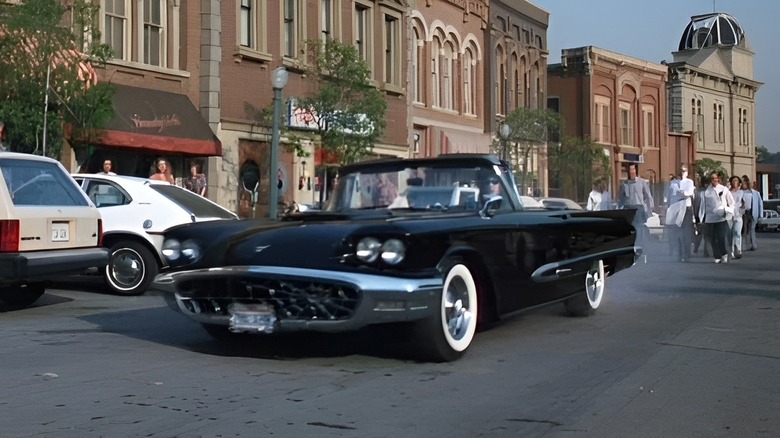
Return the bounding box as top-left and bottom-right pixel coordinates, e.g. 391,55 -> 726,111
530,0 -> 780,152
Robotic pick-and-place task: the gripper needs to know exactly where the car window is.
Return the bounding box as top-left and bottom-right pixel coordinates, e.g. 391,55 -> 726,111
329,165 -> 511,211
151,184 -> 236,219
84,180 -> 130,207
0,158 -> 89,206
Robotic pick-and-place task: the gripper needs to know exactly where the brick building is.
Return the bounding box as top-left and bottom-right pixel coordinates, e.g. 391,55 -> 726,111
548,46 -> 668,205
57,1 -> 549,215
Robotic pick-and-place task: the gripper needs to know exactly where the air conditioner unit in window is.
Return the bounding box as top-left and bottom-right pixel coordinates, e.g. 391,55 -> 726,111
622,153 -> 644,164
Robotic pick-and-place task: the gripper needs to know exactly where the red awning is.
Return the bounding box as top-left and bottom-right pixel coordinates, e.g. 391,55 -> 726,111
96,84 -> 221,156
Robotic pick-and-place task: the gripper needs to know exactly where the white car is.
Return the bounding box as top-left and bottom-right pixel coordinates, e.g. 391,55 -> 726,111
757,209 -> 780,231
72,174 -> 238,295
0,153 -> 108,308
538,197 -> 584,210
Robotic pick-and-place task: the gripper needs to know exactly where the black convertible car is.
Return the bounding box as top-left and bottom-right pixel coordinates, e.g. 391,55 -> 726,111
155,155 -> 640,361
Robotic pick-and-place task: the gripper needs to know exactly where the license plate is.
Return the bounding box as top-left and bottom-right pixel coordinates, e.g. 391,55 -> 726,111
228,303 -> 277,334
51,222 -> 69,242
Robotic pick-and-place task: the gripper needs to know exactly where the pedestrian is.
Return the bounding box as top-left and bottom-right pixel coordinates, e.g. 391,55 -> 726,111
372,173 -> 398,206
727,175 -> 745,259
741,175 -> 762,251
665,164 -> 695,261
692,176 -> 710,257
586,178 -> 612,211
618,163 -> 654,246
98,159 -> 117,175
0,121 -> 7,151
665,173 -> 679,206
185,161 -> 207,196
698,171 -> 733,263
150,157 -> 175,184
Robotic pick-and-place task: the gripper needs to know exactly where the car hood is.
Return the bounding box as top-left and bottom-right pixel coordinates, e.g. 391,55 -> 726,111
163,210 -> 476,271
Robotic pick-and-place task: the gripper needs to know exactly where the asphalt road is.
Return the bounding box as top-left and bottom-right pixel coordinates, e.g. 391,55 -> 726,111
1,233 -> 779,437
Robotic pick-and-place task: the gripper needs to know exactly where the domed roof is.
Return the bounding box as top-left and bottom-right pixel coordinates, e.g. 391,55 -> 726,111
678,12 -> 744,51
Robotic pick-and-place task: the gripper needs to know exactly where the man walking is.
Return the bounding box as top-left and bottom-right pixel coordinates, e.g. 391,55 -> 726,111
741,175 -> 763,251
666,165 -> 695,261
619,163 -> 655,246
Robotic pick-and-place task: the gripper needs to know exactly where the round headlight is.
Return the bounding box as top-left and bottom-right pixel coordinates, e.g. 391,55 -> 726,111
181,239 -> 202,262
356,237 -> 382,263
381,239 -> 405,265
161,239 -> 181,261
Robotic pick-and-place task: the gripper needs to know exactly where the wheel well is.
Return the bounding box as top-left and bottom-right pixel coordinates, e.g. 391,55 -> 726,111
439,249 -> 498,327
102,233 -> 162,266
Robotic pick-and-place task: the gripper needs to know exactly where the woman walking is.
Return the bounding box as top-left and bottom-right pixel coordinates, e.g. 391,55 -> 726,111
698,171 -> 733,263
727,175 -> 745,259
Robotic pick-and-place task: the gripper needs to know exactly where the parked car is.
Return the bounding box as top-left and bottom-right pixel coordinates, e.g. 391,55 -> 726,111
0,153 -> 108,308
538,197 -> 585,210
155,155 -> 639,362
757,209 -> 780,231
762,199 -> 780,215
518,195 -> 544,208
72,174 -> 238,295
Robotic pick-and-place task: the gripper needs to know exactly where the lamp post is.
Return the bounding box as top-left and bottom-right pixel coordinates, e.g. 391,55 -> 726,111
499,122 -> 511,161
269,67 -> 288,219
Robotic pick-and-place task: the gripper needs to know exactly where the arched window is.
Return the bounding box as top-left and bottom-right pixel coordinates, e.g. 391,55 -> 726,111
432,34 -> 442,107
532,61 -> 540,109
442,41 -> 454,110
496,46 -> 506,116
510,53 -> 518,110
519,56 -> 527,108
463,47 -> 475,115
411,25 -> 423,103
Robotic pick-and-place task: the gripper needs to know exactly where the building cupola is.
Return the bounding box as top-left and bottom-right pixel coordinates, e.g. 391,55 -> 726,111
678,12 -> 744,50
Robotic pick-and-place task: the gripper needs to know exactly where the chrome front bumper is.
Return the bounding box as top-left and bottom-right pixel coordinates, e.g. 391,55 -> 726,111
155,266 -> 443,332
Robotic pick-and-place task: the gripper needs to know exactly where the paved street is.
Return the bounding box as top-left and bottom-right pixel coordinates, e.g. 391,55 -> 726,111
0,233 -> 778,437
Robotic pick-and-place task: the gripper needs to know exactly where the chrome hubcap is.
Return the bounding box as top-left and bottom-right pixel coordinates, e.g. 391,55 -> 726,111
110,249 -> 144,288
444,278 -> 472,341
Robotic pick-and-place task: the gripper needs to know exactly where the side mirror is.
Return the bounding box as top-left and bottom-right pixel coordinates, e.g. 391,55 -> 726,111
480,195 -> 502,218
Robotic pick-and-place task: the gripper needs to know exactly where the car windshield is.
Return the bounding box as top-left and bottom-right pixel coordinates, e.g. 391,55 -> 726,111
327,164 -> 509,212
0,158 -> 89,206
151,184 -> 236,219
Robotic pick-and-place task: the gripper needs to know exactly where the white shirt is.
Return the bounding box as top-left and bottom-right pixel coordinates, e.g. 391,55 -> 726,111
669,175 -> 694,207
698,183 -> 732,223
587,190 -> 612,211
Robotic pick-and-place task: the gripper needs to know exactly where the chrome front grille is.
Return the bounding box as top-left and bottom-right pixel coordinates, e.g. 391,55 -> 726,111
177,276 -> 361,321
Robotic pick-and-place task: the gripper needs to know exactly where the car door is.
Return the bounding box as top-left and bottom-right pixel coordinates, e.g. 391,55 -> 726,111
75,178 -> 138,234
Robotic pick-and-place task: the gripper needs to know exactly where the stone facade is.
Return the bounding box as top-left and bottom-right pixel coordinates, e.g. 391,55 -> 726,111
666,14 -> 762,184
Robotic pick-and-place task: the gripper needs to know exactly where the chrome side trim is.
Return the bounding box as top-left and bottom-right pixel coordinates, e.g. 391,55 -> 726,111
530,246 -> 639,283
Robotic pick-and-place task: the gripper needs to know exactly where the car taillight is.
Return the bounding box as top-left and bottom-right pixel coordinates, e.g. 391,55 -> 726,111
97,218 -> 103,247
0,219 -> 20,252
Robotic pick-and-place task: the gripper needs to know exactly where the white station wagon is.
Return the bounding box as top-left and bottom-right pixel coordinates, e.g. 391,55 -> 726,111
0,153 -> 108,308
72,174 -> 238,295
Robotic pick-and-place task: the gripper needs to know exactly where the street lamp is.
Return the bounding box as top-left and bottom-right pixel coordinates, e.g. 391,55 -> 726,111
269,67 -> 288,219
499,122 -> 511,161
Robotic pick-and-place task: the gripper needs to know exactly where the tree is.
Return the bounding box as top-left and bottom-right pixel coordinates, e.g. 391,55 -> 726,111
756,145 -> 770,163
491,107 -> 563,195
293,40 -> 388,165
548,136 -> 611,202
693,157 -> 728,187
0,0 -> 113,158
